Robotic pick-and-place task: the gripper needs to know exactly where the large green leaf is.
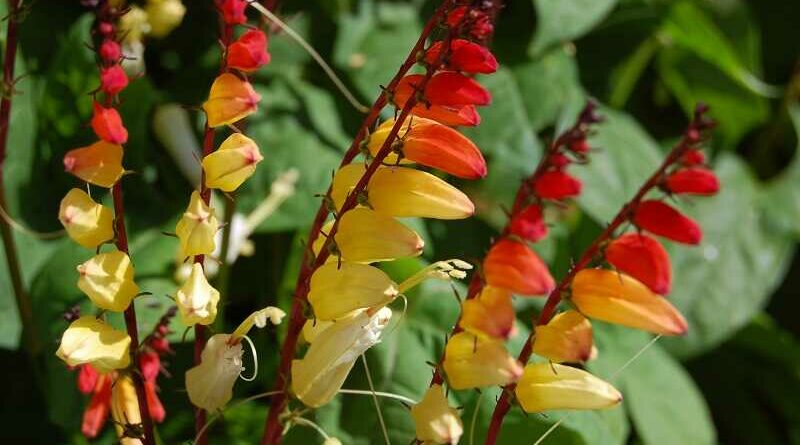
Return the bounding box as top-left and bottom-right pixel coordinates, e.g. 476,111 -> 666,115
530,0 -> 618,56
762,104 -> 800,238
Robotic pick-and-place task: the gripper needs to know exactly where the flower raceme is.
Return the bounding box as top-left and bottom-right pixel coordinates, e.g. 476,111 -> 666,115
633,200 -> 703,245
411,384 -> 464,445
515,363 -> 622,413
605,233 -> 672,294
459,285 -> 516,340
176,263 -> 220,326
175,191 -> 219,259
63,141 -> 125,188
423,39 -> 498,74
532,310 -> 594,363
227,29 -> 270,72
442,332 -> 523,390
202,132 -> 263,192
483,238 -> 555,296
77,250 -> 140,312
56,316 -> 131,373
59,188 -> 115,248
392,71 -> 491,126
202,72 -> 261,128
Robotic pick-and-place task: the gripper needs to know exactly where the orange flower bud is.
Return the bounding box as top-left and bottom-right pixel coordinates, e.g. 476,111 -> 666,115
366,117 -> 487,179
515,363 -> 622,413
424,39 -> 498,74
59,188 -> 115,248
633,200 -> 702,245
532,310 -> 594,363
63,141 -> 125,188
175,191 -> 219,259
202,73 -> 261,128
77,251 -> 140,312
56,316 -> 131,372
308,262 -> 398,320
442,332 -> 523,390
570,269 -> 688,336
91,102 -> 128,144
605,233 -> 671,294
411,384 -> 464,445
459,286 -> 516,339
202,133 -> 263,192
227,29 -> 270,72
483,239 -> 554,296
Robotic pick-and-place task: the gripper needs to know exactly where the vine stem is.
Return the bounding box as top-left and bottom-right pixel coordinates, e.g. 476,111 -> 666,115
483,109 -> 712,445
259,2 -> 458,443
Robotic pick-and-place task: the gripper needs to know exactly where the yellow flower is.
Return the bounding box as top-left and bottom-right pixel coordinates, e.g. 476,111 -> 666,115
77,251 -> 140,312
515,363 -> 622,413
202,73 -> 261,128
111,375 -> 144,445
292,307 -> 392,407
331,164 -> 474,220
56,316 -> 131,372
459,286 -> 516,340
308,262 -> 398,321
532,311 -> 594,363
176,263 -> 220,326
411,384 -> 463,445
63,141 -> 125,188
118,5 -> 149,43
175,191 -> 219,259
442,332 -> 523,390
202,133 -> 263,192
145,0 -> 186,38
570,269 -> 688,336
58,188 -> 115,248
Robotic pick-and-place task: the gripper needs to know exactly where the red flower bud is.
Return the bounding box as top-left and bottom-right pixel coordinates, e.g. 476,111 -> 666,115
424,71 -> 491,106
81,374 -> 112,438
227,29 -> 271,72
140,350 -> 161,382
90,102 -> 128,144
665,167 -> 719,196
99,39 -> 121,63
145,381 -> 166,423
98,22 -> 114,36
218,0 -> 247,25
424,39 -> 498,74
549,153 -> 571,168
680,149 -> 706,166
445,6 -> 494,39
394,72 -> 490,126
633,200 -> 702,245
509,204 -> 548,243
606,233 -> 672,294
533,170 -> 582,200
150,336 -> 171,354
569,138 -> 590,154
99,65 -> 128,96
484,239 -> 555,296
77,364 -> 99,394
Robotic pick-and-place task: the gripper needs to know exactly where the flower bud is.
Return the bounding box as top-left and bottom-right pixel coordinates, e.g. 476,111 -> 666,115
202,133 -> 263,192
394,73 -> 489,126
366,117 -> 487,179
140,350 -> 161,382
411,384 -> 464,445
515,363 -> 622,413
111,375 -> 143,444
664,167 -> 720,196
99,39 -> 122,62
77,363 -> 99,394
227,29 -> 270,72
508,204 -> 547,243
59,188 -> 115,248
309,262 -> 398,320
202,73 -> 261,128
533,170 -> 582,200
570,269 -> 688,335
56,316 -> 131,372
145,0 -> 186,38
217,0 -> 247,25
292,308 -> 392,407
144,381 -> 165,423
446,7 -> 493,39
185,333 -> 243,411
100,65 -> 129,96
63,141 -> 125,188
91,102 -> 128,144
176,263 -> 220,326
77,251 -> 140,312
82,373 -> 112,438
633,200 -> 702,245
680,149 -> 705,166
483,239 -> 554,296
532,311 -> 594,363
605,233 -> 671,294
118,6 -> 149,43
459,285 -> 516,339
424,39 -> 498,74
442,332 -> 523,390
175,191 -> 219,259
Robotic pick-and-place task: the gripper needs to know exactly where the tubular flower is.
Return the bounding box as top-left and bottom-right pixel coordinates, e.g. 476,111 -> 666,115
570,269 -> 688,336
664,167 -> 720,196
176,263 -> 220,326
313,208 -> 424,263
442,332 -> 523,390
63,141 -> 125,188
633,200 -> 702,245
446,6 -> 493,40
227,29 -> 270,72
175,191 -> 219,259
202,73 -> 261,128
459,285 -> 516,339
532,310 -> 594,363
99,65 -> 129,96
508,204 -> 548,243
81,372 -> 112,438
366,117 -> 487,179
77,251 -> 140,312
308,262 -> 398,321
411,384 -> 464,445
515,363 -> 622,413
393,72 -> 490,126
59,188 -> 115,248
202,132 -> 263,192
292,307 -> 392,408
424,39 -> 498,74
56,316 -> 131,372
218,0 -> 247,25
145,0 -> 187,38
78,363 -> 100,394
91,102 -> 128,144
331,164 -> 475,220
186,307 -> 285,411
533,170 -> 582,200
605,233 -> 672,294
483,239 -> 554,296
99,39 -> 122,62
111,375 -> 143,445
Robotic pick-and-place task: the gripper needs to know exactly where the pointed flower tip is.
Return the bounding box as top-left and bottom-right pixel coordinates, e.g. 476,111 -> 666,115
515,363 -> 622,413
203,132 -> 263,192
633,200 -> 703,245
665,167 -> 720,196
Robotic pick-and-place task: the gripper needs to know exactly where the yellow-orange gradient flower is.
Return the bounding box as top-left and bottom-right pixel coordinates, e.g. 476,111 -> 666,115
483,239 -> 554,296
411,384 -> 463,445
515,363 -> 622,413
308,262 -> 398,320
63,141 -> 125,188
532,310 -> 594,363
459,285 -> 516,339
56,316 -> 131,373
202,73 -> 261,127
442,332 -> 522,390
58,188 -> 115,248
77,251 -> 140,312
202,132 -> 263,192
175,191 -> 219,259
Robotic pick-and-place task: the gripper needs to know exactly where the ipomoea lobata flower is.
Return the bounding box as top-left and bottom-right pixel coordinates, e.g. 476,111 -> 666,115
664,167 -> 720,196
605,233 -> 672,294
411,384 -> 464,445
202,73 -> 261,128
59,188 -> 115,248
176,263 -> 220,326
532,310 -> 595,363
308,262 -> 399,321
100,65 -> 129,96
56,316 -> 131,372
145,0 -> 187,38
331,164 -> 474,220
393,72 -> 490,126
91,102 -> 128,144
82,371 -> 112,438
514,363 -> 622,413
533,170 -> 582,200
291,307 -> 392,407
186,306 -> 285,411
442,332 -> 523,390
570,268 -> 688,336
63,141 -> 125,188
508,204 -> 548,243
483,239 -> 555,296
175,191 -> 219,259
77,251 -> 140,312
202,132 -> 263,192
227,29 -> 271,72
111,375 -> 144,445
633,200 -> 702,245
459,285 -> 516,339
424,38 -> 498,74
218,0 -> 247,25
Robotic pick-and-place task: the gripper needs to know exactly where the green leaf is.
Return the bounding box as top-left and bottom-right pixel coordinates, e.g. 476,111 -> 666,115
530,0 -> 618,56
762,103 -> 800,238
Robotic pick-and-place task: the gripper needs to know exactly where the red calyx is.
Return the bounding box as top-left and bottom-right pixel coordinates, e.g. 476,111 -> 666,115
509,204 -> 548,243
606,233 -> 672,295
99,39 -> 121,63
633,200 -> 702,245
533,170 -> 582,200
227,29 -> 271,72
680,149 -> 706,166
99,65 -> 128,96
424,39 -> 498,74
665,167 -> 720,196
549,153 -> 571,169
218,0 -> 248,25
90,102 -> 128,144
